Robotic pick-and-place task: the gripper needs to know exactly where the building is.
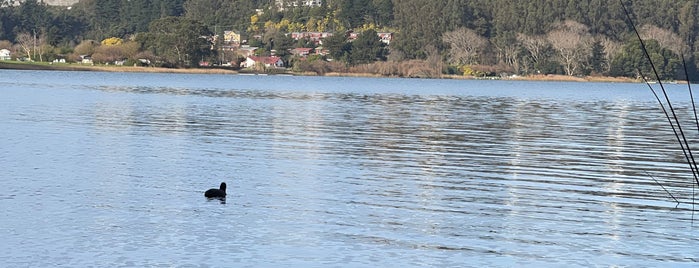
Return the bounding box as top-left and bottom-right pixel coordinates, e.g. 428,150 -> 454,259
275,0 -> 322,10
0,0 -> 80,9
41,0 -> 79,5
8,0 -> 80,6
0,48 -> 10,60
241,56 -> 284,69
347,31 -> 394,45
290,32 -> 333,45
291,47 -> 313,57
377,32 -> 393,45
223,31 -> 241,45
80,55 -> 93,65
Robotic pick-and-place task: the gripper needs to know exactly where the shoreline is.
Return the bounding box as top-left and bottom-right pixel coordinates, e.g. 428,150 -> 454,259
0,61 -> 642,83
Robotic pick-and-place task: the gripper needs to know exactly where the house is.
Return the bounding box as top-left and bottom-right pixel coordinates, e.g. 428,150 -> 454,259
241,56 -> 284,69
291,47 -> 313,57
275,0 -> 321,10
224,31 -> 241,45
314,46 -> 329,56
38,0 -> 80,6
80,55 -> 93,65
0,49 -> 10,60
377,32 -> 393,45
347,31 -> 394,45
290,32 -> 333,45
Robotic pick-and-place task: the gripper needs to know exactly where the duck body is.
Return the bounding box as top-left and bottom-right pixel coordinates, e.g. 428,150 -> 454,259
205,182 -> 227,198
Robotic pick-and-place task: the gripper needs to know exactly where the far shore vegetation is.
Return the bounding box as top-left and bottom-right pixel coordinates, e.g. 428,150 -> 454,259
0,59 -> 642,83
0,0 -> 697,81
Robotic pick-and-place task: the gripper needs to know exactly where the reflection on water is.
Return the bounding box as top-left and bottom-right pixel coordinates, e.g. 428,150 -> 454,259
1,70 -> 699,267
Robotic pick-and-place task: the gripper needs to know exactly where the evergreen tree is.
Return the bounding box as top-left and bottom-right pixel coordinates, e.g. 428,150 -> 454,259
370,0 -> 393,26
337,0 -> 371,29
14,0 -> 51,33
349,29 -> 386,65
323,31 -> 351,61
137,16 -> 213,67
610,39 -> 680,80
589,40 -> 606,74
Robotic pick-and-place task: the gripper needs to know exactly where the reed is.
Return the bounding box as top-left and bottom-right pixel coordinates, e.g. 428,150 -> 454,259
646,171 -> 680,206
620,0 -> 699,206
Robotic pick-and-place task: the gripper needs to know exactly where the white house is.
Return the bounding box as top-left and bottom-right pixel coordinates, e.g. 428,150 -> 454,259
0,49 -> 10,60
80,55 -> 93,65
241,56 -> 284,69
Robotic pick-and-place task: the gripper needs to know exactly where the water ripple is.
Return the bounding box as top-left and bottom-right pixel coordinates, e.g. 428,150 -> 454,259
3,71 -> 699,266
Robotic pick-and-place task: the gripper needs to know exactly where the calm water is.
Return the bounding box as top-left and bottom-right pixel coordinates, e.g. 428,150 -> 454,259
2,70 -> 699,267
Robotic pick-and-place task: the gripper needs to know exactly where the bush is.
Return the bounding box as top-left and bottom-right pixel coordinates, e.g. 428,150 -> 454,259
349,60 -> 441,78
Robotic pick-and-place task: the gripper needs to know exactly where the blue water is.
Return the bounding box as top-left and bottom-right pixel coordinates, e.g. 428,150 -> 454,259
1,70 -> 699,267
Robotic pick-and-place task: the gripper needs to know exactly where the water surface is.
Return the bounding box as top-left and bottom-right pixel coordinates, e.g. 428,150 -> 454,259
1,70 -> 698,267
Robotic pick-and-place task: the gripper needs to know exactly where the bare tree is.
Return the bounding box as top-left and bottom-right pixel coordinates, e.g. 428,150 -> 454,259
492,33 -> 521,74
546,20 -> 592,76
35,33 -> 47,62
442,27 -> 487,65
518,33 -> 549,73
15,33 -> 33,61
74,40 -> 99,56
425,45 -> 443,77
518,34 -> 548,64
0,40 -> 11,50
599,37 -> 621,73
92,41 -> 141,64
640,24 -> 688,56
92,45 -> 124,64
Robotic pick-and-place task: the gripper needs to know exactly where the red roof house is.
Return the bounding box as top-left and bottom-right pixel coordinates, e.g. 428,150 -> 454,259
241,56 -> 285,69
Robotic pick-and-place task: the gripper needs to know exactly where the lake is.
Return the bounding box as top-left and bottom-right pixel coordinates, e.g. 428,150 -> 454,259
1,70 -> 698,267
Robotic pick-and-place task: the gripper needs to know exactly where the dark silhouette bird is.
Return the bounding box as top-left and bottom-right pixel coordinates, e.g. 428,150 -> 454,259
205,182 -> 227,198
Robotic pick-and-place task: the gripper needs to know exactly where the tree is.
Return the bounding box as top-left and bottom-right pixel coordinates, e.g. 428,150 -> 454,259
92,41 -> 140,63
518,33 -> 556,74
370,0 -> 393,26
138,16 -> 213,67
13,31 -> 47,61
323,32 -> 351,61
337,0 -> 371,29
610,39 -> 680,80
74,40 -> 99,55
184,0 -> 222,28
678,1 -> 697,46
492,30 -> 520,73
0,40 -> 11,49
349,29 -> 386,65
91,0 -> 124,38
45,11 -> 86,46
14,0 -> 51,34
15,32 -> 33,60
101,37 -> 123,46
588,40 -> 606,74
265,29 -> 294,60
599,37 -> 621,74
546,20 -> 592,76
640,24 -> 688,57
392,0 -> 449,59
443,27 -> 487,65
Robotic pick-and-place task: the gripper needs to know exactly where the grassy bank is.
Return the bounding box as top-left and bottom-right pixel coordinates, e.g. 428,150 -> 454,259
0,60 -> 641,83
0,61 -> 240,74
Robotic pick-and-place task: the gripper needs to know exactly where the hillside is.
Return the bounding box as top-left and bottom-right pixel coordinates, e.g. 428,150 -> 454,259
0,0 -> 697,79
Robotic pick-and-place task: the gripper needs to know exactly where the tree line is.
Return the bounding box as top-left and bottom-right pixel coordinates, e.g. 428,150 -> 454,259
0,0 -> 697,79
